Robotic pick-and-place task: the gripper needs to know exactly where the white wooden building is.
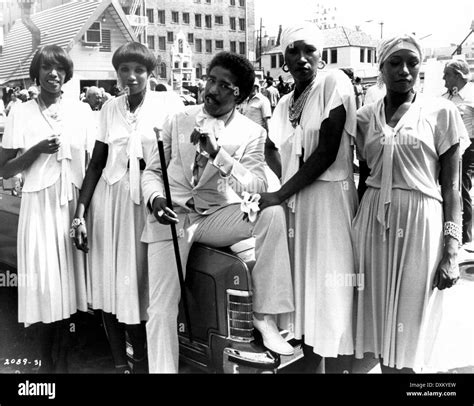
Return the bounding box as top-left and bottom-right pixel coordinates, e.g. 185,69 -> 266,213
0,0 -> 137,99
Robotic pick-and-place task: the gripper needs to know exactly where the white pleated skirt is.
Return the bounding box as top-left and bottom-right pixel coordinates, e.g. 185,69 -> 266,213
86,174 -> 148,324
17,180 -> 88,325
352,187 -> 458,370
279,177 -> 358,358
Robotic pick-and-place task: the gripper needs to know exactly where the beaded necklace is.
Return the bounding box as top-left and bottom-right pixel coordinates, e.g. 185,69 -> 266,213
288,78 -> 317,128
124,91 -> 146,128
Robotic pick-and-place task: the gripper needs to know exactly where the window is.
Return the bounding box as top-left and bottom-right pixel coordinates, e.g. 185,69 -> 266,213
205,39 -> 212,53
271,55 -> 277,68
147,35 -> 155,50
229,17 -> 236,31
172,11 -> 179,23
215,15 -> 223,25
159,62 -> 167,79
322,49 -> 328,63
215,40 -> 224,50
196,63 -> 203,79
239,0 -> 245,6
174,61 -> 180,69
195,14 -> 202,28
230,41 -> 236,53
158,36 -> 166,51
158,10 -> 165,24
167,31 -> 174,43
230,0 -> 235,5
205,15 -> 212,29
239,18 -> 245,31
195,38 -> 203,52
188,33 -> 194,44
330,48 -> 337,63
279,54 -> 284,67
367,49 -> 372,63
360,48 -> 365,63
146,9 -> 154,23
206,0 -> 211,3
85,22 -> 102,43
122,6 -> 129,14
183,12 -> 190,24
239,41 -> 245,55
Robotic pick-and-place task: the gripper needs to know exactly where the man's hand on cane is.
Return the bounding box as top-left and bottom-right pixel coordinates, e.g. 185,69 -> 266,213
152,196 -> 179,225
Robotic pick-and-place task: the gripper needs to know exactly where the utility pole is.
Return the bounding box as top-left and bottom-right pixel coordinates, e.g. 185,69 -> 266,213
259,17 -> 263,69
379,21 -> 383,39
452,20 -> 474,56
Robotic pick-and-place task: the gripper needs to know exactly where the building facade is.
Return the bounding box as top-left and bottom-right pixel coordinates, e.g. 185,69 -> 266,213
118,0 -> 256,84
262,26 -> 379,82
1,0 -> 256,87
0,0 -> 136,100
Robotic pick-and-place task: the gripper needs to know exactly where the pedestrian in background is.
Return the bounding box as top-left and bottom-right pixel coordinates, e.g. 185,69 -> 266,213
353,34 -> 470,373
442,59 -> 474,252
72,42 -> 184,374
0,44 -> 93,373
353,77 -> 364,109
239,78 -> 272,134
84,86 -> 103,111
27,85 -> 39,100
263,78 -> 280,112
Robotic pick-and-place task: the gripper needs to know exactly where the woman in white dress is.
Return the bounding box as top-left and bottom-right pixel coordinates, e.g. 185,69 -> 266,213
353,34 -> 470,372
0,45 -> 92,372
259,22 -> 358,372
72,42 -> 184,373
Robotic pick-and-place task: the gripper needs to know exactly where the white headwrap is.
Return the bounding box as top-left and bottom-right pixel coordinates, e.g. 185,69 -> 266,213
377,34 -> 423,67
280,22 -> 324,55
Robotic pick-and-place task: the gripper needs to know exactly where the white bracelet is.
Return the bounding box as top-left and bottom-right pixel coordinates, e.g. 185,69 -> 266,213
443,221 -> 461,245
71,217 -> 85,229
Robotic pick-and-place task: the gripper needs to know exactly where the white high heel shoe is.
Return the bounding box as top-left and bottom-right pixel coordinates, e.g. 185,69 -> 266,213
253,314 -> 294,356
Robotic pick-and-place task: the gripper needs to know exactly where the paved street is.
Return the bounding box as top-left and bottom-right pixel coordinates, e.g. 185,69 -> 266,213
1,254 -> 473,375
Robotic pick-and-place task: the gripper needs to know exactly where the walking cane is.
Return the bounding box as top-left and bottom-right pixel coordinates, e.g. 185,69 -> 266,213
154,127 -> 193,342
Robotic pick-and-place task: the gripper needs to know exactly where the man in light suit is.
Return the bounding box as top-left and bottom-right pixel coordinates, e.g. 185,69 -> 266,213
142,52 -> 294,373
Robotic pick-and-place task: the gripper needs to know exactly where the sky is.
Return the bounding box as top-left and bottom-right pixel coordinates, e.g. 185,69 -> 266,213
254,0 -> 474,48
